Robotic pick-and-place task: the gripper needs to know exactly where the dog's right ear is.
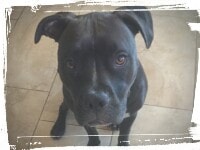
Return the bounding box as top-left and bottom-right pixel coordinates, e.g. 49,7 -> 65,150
34,12 -> 75,44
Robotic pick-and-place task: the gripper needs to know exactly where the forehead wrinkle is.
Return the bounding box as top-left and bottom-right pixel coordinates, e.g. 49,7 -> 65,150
62,12 -> 135,55
92,16 -> 135,53
67,13 -> 109,54
68,14 -> 97,53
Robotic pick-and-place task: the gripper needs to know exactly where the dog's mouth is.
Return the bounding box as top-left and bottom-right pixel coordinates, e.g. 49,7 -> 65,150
88,120 -> 112,127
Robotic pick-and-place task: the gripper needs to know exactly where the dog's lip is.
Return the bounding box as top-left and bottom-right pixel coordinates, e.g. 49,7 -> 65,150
88,120 -> 112,127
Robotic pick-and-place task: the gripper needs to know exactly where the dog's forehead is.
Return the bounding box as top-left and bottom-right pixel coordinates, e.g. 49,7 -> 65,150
60,12 -> 135,53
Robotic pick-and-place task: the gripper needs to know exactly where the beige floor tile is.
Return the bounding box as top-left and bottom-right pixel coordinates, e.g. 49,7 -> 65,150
7,7 -> 58,91
133,105 -> 192,134
31,121 -> 112,148
10,19 -> 17,32
10,6 -> 25,20
151,10 -> 198,22
39,73 -> 80,126
111,105 -> 192,146
40,73 -> 63,121
6,87 -> 48,147
39,73 -> 87,126
137,14 -> 196,110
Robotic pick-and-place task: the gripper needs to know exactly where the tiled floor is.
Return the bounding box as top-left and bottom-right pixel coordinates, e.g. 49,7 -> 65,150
6,3 -> 199,149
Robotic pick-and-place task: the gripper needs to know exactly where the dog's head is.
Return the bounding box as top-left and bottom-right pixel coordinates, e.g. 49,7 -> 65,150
35,6 -> 153,126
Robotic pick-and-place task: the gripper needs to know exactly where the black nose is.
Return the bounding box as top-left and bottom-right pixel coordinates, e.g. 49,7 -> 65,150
86,91 -> 109,110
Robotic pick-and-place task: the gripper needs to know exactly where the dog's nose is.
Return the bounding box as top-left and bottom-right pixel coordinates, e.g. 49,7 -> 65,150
87,91 -> 109,110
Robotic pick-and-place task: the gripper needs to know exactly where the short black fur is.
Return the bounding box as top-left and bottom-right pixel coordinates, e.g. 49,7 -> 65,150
35,6 -> 153,146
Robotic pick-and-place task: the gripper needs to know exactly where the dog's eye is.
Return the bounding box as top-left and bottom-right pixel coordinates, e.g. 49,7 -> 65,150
66,59 -> 75,69
115,55 -> 127,66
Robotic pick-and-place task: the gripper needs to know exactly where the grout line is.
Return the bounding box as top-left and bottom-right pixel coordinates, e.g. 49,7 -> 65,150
5,85 -> 49,93
143,104 -> 193,112
9,7 -> 26,33
39,119 -> 55,123
16,7 -> 26,23
109,131 -> 114,146
29,72 -> 58,148
193,25 -> 199,108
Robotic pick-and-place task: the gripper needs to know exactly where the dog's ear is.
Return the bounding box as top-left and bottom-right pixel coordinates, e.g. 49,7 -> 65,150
34,12 -> 75,43
113,6 -> 153,49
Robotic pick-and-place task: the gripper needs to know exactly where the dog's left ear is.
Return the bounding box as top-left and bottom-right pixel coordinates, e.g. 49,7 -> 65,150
113,6 -> 154,49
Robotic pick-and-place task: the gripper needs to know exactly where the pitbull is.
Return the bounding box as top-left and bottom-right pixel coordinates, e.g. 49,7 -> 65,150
34,6 -> 153,146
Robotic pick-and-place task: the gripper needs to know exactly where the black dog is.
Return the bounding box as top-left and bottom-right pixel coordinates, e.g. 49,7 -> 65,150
34,6 -> 153,146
